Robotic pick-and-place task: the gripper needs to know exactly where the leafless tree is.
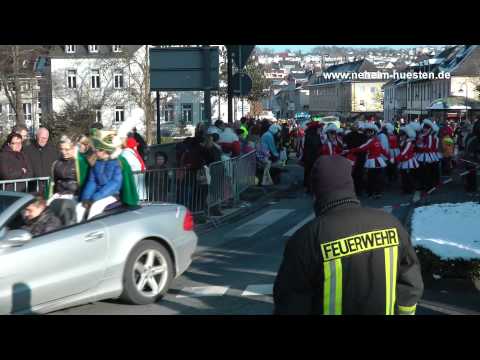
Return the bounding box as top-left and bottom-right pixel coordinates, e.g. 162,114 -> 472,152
0,46 -> 44,127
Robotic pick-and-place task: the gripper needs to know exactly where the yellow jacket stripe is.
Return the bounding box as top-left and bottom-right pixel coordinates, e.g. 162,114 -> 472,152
384,246 -> 399,315
398,304 -> 417,315
323,259 -> 343,315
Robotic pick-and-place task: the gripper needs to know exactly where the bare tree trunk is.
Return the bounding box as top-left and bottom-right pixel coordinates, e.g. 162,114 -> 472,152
143,46 -> 154,145
13,46 -> 25,127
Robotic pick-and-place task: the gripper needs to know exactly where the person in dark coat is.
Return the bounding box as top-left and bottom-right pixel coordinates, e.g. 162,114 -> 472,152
343,121 -> 368,196
22,195 -> 62,237
23,127 -> 60,179
301,122 -> 322,193
273,155 -> 424,315
0,133 -> 33,192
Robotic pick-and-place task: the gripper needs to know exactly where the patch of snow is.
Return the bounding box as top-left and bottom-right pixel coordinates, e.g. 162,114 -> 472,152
411,202 -> 480,261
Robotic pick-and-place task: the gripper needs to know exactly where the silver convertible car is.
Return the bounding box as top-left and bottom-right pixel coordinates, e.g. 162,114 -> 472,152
0,192 -> 197,314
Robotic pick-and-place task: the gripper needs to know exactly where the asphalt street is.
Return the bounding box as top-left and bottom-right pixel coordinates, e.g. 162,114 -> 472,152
52,168 -> 480,315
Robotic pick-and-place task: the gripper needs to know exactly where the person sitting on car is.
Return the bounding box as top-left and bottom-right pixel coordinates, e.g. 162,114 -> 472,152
47,135 -> 90,204
77,130 -> 124,221
22,195 -> 62,237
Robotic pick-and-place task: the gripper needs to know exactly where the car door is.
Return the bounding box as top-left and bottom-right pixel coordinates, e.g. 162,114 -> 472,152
0,220 -> 108,314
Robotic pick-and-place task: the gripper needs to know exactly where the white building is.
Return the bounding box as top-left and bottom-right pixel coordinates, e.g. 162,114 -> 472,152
45,45 -> 149,134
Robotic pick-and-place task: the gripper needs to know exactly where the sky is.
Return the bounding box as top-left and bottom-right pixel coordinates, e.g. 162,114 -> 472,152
259,45 -> 442,52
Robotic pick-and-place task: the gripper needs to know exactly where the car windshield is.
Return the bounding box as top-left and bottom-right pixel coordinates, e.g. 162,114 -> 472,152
0,195 -> 20,215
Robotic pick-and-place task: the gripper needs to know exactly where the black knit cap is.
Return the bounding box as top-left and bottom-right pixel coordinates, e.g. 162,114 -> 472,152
311,155 -> 357,208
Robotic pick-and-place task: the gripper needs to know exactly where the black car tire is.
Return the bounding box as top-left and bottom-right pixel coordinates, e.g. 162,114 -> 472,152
120,240 -> 174,305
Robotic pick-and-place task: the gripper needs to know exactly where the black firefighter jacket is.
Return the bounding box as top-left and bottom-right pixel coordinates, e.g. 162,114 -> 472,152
273,202 -> 424,315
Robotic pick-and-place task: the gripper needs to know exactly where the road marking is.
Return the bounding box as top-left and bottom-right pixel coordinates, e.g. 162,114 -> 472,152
413,191 -> 421,203
176,286 -> 230,298
242,284 -> 274,296
283,213 -> 315,237
418,300 -> 479,315
228,209 -> 295,238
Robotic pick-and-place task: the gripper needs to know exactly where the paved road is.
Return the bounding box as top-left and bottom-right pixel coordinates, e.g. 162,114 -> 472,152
53,178 -> 480,315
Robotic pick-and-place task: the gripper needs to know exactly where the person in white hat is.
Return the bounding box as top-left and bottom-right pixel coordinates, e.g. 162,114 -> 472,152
395,125 -> 419,194
345,123 -> 390,198
320,123 -> 343,156
416,119 -> 436,191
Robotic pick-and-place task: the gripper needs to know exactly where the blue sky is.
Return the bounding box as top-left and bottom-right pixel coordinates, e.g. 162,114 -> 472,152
259,45 -> 441,52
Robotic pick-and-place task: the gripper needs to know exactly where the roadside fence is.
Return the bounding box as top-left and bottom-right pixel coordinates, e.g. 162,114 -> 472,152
0,177 -> 50,194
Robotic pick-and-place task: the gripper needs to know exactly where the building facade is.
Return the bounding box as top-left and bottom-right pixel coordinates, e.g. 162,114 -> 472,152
307,60 -> 385,120
383,45 -> 480,122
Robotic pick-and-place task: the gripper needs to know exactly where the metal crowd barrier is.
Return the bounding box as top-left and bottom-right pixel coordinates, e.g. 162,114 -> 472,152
0,177 -> 50,193
1,151 -> 257,218
133,150 -> 257,216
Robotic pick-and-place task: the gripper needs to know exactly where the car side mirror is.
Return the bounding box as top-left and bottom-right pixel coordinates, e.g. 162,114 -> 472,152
0,230 -> 33,249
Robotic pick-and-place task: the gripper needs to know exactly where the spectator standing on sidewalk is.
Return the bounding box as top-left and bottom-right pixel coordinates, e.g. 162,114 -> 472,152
23,128 -> 60,189
0,133 -> 33,192
1,125 -> 30,151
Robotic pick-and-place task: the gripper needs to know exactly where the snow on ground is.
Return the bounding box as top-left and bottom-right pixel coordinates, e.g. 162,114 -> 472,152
411,202 -> 480,261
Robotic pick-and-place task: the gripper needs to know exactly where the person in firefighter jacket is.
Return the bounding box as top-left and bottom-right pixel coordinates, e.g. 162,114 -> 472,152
346,123 -> 390,198
320,123 -> 343,156
273,155 -> 424,315
395,125 -> 419,194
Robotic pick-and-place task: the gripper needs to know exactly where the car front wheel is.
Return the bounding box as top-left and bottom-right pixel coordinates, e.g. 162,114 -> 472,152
120,240 -> 174,305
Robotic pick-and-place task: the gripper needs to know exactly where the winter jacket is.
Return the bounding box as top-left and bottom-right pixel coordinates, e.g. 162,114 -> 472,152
23,142 -> 60,178
274,156 -> 423,315
441,137 -> 455,158
52,158 -> 79,196
22,209 -> 62,237
396,140 -> 419,170
261,131 -> 279,160
81,159 -> 123,202
320,140 -> 343,156
350,137 -> 390,169
302,126 -> 322,165
0,147 -> 34,192
343,130 -> 367,166
378,132 -> 390,157
416,133 -> 437,163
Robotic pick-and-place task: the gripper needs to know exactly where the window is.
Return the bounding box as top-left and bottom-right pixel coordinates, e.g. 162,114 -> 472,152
91,69 -> 100,89
7,104 -> 15,122
114,70 -> 124,89
38,101 -> 41,109
112,45 -> 122,53
23,103 -> 32,121
8,82 -> 15,91
359,100 -> 365,106
0,104 -> 2,113
21,82 -> 30,92
164,104 -> 174,122
115,106 -> 125,123
181,104 -> 193,123
67,70 -> 77,89
88,45 -> 98,53
65,45 -> 76,54
95,109 -> 102,123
